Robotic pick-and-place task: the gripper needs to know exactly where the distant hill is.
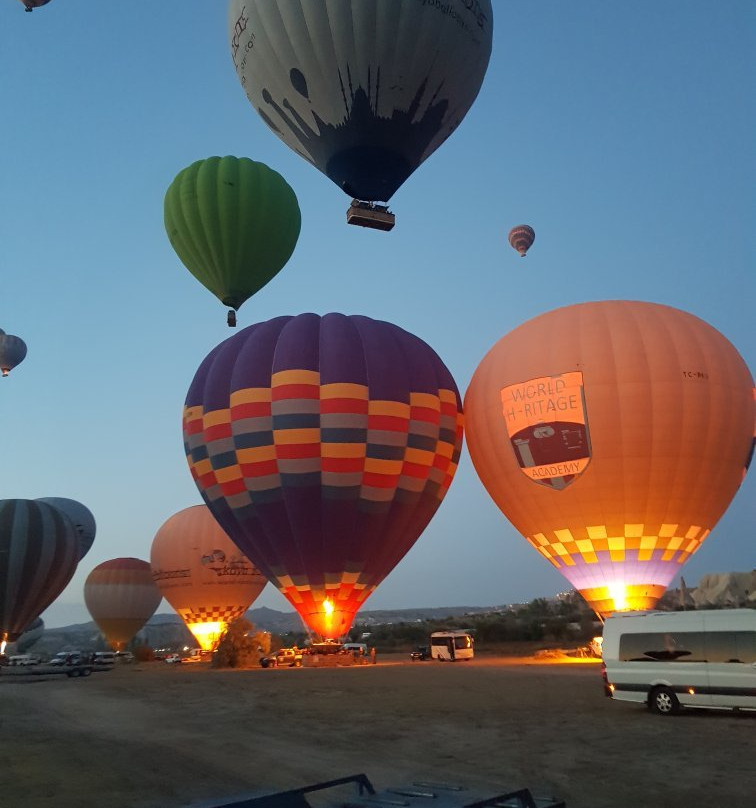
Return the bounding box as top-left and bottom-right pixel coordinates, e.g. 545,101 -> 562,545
24,603 -> 503,655
18,573 -> 755,655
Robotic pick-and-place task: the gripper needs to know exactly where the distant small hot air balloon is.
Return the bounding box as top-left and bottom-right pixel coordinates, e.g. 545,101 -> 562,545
464,301 -> 754,618
84,559 -> 162,651
36,497 -> 96,561
508,225 -> 535,257
150,505 -> 268,651
164,156 -> 301,326
0,500 -> 79,652
183,313 -> 464,639
20,0 -> 52,11
0,329 -> 28,377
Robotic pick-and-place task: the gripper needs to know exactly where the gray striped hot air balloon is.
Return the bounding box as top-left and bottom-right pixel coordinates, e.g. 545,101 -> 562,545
0,500 -> 79,648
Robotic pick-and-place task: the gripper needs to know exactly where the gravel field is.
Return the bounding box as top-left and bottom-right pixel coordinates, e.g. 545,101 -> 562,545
1,654 -> 753,808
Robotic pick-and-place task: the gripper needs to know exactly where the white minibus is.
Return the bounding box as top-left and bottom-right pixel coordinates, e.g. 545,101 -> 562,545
602,609 -> 756,715
430,631 -> 474,661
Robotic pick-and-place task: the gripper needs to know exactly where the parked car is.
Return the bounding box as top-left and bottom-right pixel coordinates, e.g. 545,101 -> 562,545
164,654 -> 182,664
93,652 -> 116,666
8,654 -> 40,666
115,651 -> 134,663
50,652 -> 84,667
410,645 -> 430,661
261,648 -> 303,668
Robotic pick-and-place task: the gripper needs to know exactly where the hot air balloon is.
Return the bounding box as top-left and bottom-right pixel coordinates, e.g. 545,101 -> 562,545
0,328 -> 28,377
228,0 -> 493,227
183,313 -> 463,639
16,617 -> 44,654
20,0 -> 52,11
508,225 -> 535,257
83,559 -> 162,651
150,505 -> 267,651
464,301 -> 754,618
0,500 -> 79,653
36,497 -> 96,561
164,156 -> 301,326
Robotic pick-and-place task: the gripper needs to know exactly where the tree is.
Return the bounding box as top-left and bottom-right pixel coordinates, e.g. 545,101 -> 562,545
212,618 -> 270,669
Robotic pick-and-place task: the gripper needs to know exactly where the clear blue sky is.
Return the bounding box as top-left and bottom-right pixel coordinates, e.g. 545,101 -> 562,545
1,1 -> 753,628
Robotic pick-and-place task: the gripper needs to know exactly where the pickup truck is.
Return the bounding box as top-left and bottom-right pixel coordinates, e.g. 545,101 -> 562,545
260,648 -> 303,668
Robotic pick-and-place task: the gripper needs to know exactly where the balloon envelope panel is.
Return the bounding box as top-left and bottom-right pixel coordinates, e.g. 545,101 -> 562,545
164,156 -> 301,311
0,500 -> 79,643
184,313 -> 463,638
508,225 -> 535,257
37,497 -> 96,561
0,330 -> 28,377
84,558 -> 162,650
16,617 -> 44,653
229,0 -> 493,201
20,1 -> 53,10
464,301 -> 754,617
150,505 -> 267,650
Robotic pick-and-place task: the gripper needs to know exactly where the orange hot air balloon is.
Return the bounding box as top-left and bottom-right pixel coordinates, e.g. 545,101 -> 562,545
150,505 -> 267,651
464,301 -> 754,618
84,559 -> 162,650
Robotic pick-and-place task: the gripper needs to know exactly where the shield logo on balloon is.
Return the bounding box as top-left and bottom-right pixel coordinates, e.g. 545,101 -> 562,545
500,372 -> 591,490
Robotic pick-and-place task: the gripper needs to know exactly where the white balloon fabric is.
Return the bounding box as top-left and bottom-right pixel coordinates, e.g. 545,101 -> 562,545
229,0 -> 493,201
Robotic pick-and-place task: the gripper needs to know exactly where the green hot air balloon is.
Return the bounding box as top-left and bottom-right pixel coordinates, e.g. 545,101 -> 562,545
164,156 -> 301,326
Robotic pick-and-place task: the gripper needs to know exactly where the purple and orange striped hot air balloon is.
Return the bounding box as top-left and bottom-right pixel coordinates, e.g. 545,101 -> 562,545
183,313 -> 464,639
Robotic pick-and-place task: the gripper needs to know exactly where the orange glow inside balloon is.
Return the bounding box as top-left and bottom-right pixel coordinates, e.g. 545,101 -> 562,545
285,588 -> 371,640
186,621 -> 225,652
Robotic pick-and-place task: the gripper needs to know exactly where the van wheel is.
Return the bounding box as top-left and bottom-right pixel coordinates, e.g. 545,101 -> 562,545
649,686 -> 680,715
81,667 -> 92,677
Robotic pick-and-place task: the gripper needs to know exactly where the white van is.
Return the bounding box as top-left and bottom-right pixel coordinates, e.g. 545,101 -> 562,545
8,654 -> 37,666
430,631 -> 474,662
602,609 -> 756,715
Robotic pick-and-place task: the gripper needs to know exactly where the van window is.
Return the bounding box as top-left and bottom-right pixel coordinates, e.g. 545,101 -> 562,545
705,631 -> 756,663
454,636 -> 473,650
619,631 -> 706,662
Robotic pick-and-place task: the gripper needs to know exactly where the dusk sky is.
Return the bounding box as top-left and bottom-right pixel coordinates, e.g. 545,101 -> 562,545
1,1 -> 753,629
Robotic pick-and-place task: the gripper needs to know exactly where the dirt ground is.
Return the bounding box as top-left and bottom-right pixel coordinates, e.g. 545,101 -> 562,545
1,654 -> 754,808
